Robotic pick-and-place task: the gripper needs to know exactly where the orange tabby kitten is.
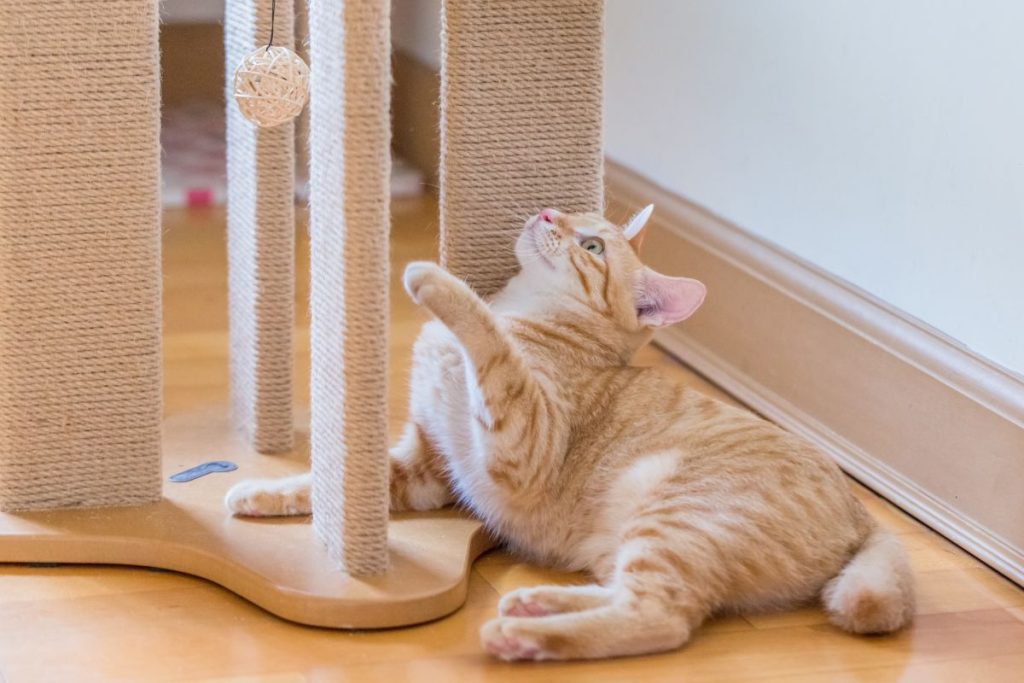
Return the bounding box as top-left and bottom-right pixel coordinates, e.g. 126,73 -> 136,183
226,206 -> 914,660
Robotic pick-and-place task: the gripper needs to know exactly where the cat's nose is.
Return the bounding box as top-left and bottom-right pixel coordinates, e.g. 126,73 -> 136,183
538,209 -> 557,223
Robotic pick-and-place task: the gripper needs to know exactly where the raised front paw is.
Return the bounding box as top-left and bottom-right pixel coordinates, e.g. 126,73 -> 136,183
402,260 -> 488,336
402,261 -> 446,306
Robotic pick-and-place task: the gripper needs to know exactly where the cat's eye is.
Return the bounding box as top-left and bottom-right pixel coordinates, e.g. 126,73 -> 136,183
580,237 -> 605,256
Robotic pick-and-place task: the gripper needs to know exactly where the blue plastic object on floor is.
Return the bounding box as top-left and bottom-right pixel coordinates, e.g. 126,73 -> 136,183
169,460 -> 238,482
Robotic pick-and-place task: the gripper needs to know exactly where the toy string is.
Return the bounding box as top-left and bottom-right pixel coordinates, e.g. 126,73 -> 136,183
266,0 -> 277,50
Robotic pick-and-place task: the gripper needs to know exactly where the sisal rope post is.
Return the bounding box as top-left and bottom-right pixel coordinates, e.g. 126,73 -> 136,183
307,0 -> 391,573
440,0 -> 605,296
225,0 -> 297,453
0,0 -> 163,510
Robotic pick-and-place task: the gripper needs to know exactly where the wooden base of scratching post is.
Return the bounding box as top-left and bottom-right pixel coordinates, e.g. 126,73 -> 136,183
0,406 -> 493,629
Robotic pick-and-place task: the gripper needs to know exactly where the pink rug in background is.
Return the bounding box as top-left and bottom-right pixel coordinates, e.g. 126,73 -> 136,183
162,101 -> 423,209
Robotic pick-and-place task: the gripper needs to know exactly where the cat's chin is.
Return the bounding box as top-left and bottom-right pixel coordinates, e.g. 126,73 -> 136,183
514,237 -> 556,273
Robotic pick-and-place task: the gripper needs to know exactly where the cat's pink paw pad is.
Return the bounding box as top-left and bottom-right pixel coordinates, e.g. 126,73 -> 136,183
505,601 -> 551,617
498,594 -> 552,617
480,619 -> 544,661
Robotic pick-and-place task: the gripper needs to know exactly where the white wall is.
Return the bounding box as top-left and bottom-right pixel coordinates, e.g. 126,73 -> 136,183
392,0 -> 442,68
161,0 -> 223,23
605,0 -> 1024,374
391,0 -> 1024,374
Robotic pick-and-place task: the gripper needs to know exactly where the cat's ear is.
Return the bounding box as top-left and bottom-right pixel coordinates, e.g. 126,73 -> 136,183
623,204 -> 654,252
636,268 -> 706,328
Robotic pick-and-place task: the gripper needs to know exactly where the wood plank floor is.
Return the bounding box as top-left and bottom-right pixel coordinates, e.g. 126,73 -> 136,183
1,197 -> 1022,682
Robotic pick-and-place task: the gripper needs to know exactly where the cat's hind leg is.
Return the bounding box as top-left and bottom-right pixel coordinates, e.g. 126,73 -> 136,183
389,422 -> 455,512
481,500 -> 723,659
481,549 -> 713,660
481,585 -> 698,661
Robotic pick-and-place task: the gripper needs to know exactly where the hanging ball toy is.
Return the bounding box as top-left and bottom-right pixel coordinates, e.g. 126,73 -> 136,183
233,44 -> 310,128
231,0 -> 309,128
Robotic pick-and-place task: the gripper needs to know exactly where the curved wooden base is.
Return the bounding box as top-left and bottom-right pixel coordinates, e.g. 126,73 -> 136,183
0,407 -> 493,628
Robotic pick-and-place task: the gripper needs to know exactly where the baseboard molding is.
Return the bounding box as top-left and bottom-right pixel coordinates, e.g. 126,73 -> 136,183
606,160 -> 1024,586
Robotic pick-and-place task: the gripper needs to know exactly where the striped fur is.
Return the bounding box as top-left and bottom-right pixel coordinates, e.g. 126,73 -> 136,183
226,209 -> 914,660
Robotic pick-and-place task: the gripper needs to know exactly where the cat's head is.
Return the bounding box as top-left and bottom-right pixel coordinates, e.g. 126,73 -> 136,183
512,206 -> 706,333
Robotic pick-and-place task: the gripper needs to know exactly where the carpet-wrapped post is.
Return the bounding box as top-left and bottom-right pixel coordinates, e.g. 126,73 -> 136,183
307,0 -> 391,573
0,0 -> 162,510
225,0 -> 297,453
439,0 -> 605,296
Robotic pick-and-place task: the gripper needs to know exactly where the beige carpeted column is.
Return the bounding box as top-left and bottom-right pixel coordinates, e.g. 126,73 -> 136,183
0,0 -> 163,510
225,0 -> 297,453
306,0 -> 391,574
439,0 -> 605,296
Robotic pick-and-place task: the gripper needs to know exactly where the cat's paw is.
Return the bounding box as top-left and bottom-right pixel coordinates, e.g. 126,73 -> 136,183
402,261 -> 444,305
498,585 -> 611,617
225,476 -> 311,517
480,618 -> 547,661
499,585 -> 610,618
499,591 -> 554,618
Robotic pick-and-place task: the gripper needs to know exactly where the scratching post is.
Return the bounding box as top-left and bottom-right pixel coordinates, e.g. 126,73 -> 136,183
225,0 -> 297,453
439,0 -> 605,295
0,0 -> 163,510
0,0 -> 613,627
307,0 -> 391,573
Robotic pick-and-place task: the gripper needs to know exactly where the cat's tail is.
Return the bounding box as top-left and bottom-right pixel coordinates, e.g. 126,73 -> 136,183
822,525 -> 915,634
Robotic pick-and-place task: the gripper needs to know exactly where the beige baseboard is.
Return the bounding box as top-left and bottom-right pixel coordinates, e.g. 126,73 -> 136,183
606,160 -> 1024,586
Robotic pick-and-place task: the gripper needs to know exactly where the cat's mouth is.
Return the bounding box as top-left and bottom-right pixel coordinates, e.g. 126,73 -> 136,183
527,220 -> 561,269
531,233 -> 557,269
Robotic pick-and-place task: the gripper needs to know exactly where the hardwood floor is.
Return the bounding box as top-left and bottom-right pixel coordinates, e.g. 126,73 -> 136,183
1,197 -> 1022,682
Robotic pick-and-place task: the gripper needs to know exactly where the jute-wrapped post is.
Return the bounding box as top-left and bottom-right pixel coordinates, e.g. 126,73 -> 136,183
225,0 -> 297,454
0,0 -> 162,510
440,0 -> 605,295
307,0 -> 391,574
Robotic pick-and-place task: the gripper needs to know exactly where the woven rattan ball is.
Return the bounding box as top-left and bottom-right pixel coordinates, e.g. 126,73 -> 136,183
233,45 -> 310,128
